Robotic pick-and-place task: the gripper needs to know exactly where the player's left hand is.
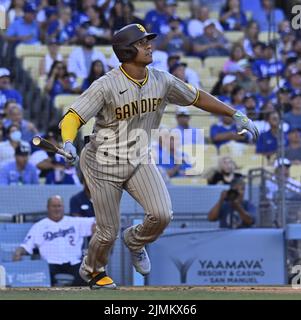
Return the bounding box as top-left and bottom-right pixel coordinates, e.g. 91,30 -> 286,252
232,111 -> 259,141
63,141 -> 79,165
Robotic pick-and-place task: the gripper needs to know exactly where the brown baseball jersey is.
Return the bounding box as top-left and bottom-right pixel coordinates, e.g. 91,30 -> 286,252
70,66 -> 199,166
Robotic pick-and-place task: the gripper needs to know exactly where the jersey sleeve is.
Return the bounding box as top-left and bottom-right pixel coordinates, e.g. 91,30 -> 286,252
20,225 -> 37,255
165,73 -> 200,106
69,80 -> 105,123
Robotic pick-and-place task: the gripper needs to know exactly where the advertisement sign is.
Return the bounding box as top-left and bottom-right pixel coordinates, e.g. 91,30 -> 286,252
148,229 -> 285,285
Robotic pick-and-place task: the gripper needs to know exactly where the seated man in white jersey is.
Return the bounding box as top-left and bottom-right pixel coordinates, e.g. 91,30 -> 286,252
13,195 -> 95,286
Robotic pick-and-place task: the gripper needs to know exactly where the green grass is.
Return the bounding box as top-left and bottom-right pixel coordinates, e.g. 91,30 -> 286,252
1,287 -> 301,300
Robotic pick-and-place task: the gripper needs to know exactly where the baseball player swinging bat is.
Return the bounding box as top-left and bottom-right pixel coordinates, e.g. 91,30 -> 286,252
32,136 -> 73,160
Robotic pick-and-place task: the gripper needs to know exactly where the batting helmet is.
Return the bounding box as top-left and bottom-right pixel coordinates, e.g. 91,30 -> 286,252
112,24 -> 157,63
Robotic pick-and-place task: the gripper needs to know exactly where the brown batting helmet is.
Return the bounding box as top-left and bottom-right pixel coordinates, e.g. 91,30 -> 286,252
112,24 -> 157,62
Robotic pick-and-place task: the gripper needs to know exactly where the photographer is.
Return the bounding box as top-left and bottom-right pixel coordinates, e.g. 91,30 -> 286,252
208,178 -> 255,228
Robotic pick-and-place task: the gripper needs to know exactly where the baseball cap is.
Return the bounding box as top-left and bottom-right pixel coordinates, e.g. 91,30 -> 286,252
288,127 -> 301,134
176,106 -> 190,116
0,68 -> 10,78
166,0 -> 177,6
15,142 -> 31,156
274,158 -> 291,168
24,2 -> 37,13
169,61 -> 187,74
222,74 -> 236,86
203,19 -> 215,29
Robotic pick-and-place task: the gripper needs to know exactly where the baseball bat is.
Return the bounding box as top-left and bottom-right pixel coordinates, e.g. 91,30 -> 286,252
32,136 -> 73,160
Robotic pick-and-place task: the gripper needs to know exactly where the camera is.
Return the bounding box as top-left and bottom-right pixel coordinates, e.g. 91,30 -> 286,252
225,189 -> 239,202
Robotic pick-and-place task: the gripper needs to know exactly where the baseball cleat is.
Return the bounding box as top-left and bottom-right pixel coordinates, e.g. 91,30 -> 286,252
79,259 -> 117,289
122,230 -> 151,275
130,247 -> 151,276
88,272 -> 117,290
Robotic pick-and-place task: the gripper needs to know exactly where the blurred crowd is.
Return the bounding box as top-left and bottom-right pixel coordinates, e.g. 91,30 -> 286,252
0,0 -> 300,187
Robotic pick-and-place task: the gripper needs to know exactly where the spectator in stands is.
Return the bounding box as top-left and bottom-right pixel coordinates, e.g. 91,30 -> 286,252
51,6 -> 78,45
67,32 -> 108,79
243,93 -> 258,121
186,5 -> 223,39
207,155 -> 243,185
3,103 -> 38,142
81,59 -> 105,91
208,178 -> 255,228
7,0 -> 25,25
285,128 -> 301,164
80,5 -> 111,45
70,177 -> 95,217
45,61 -> 74,102
0,124 -> 27,168
256,111 -> 287,160
253,0 -> 285,32
157,16 -> 190,56
13,195 -> 95,286
45,156 -> 81,185
253,100 -> 276,133
148,41 -> 169,71
217,74 -> 237,104
5,2 -> 40,45
242,21 -> 260,58
0,142 -> 39,185
173,106 -> 202,145
193,20 -> 230,59
285,67 -> 301,95
144,0 -> 166,34
0,117 -> 4,142
39,38 -> 63,76
266,158 -> 301,200
275,86 -> 291,113
210,115 -> 248,149
0,68 -> 23,110
223,43 -> 246,74
154,129 -> 192,178
156,0 -> 184,35
252,44 -> 284,78
284,93 -> 301,131
169,62 -> 201,89
112,0 -> 144,32
167,53 -> 201,88
254,76 -> 276,110
219,0 -> 248,31
231,85 -> 246,113
29,129 -> 63,178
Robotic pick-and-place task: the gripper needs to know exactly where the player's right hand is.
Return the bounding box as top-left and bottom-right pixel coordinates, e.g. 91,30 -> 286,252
63,141 -> 78,165
232,111 -> 259,142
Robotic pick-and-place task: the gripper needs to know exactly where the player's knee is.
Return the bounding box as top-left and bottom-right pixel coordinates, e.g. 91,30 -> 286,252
95,228 -> 118,245
148,208 -> 172,228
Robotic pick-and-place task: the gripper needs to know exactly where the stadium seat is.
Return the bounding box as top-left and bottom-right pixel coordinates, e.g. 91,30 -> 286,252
224,31 -> 244,43
54,94 -> 80,112
204,57 -> 228,77
1,260 -> 51,287
258,31 -> 280,43
23,56 -> 43,80
181,56 -> 203,77
290,165 -> 301,182
16,44 -> 47,58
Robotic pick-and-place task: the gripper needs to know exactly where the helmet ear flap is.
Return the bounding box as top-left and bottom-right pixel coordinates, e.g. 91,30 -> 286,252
113,44 -> 138,62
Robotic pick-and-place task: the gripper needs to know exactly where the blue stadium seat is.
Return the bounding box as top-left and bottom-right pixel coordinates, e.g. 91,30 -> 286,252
1,260 -> 51,287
